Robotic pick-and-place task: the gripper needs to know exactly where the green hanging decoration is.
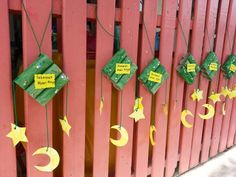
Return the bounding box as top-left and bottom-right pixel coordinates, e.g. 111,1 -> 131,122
201,51 -> 221,80
102,48 -> 138,90
14,54 -> 69,106
222,54 -> 236,79
176,54 -> 200,84
138,58 -> 168,94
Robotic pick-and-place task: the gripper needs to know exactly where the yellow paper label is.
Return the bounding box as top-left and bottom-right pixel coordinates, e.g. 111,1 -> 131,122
34,74 -> 55,89
115,63 -> 131,74
187,64 -> 196,72
230,64 -> 236,72
148,71 -> 162,83
209,63 -> 218,71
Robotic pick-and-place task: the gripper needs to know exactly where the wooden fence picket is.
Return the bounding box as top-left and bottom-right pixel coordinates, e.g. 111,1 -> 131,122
22,1 -> 53,177
92,1 -> 116,177
227,33 -> 236,147
0,1 -> 17,176
166,0 -> 192,174
114,1 -> 140,177
133,0 -> 158,177
179,0 -> 207,172
218,0 -> 236,153
191,0 -> 219,166
210,0 -> 232,157
153,1 -> 176,177
62,0 -> 87,176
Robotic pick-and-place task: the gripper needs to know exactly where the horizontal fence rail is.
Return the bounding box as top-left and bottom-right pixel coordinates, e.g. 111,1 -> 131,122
1,0 -> 236,177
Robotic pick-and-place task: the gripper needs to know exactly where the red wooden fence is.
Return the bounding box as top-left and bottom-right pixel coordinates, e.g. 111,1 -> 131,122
1,0 -> 235,177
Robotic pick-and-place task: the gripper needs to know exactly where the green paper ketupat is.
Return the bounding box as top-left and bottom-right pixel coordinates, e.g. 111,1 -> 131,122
14,54 -> 69,106
222,54 -> 236,79
201,51 -> 220,80
138,58 -> 168,94
102,49 -> 138,90
176,54 -> 200,84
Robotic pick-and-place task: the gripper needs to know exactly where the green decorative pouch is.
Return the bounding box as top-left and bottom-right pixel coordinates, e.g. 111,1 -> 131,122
176,54 -> 200,84
222,54 -> 236,79
201,51 -> 220,80
102,49 -> 138,90
14,54 -> 69,106
138,58 -> 168,94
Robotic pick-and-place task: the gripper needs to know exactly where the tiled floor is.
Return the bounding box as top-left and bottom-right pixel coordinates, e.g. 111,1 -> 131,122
179,146 -> 236,177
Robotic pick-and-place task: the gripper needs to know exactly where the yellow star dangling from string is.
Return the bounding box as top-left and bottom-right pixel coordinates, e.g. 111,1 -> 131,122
6,123 -> 28,147
129,97 -> 145,122
59,116 -> 72,136
191,89 -> 203,102
220,86 -> 231,98
208,92 -> 221,104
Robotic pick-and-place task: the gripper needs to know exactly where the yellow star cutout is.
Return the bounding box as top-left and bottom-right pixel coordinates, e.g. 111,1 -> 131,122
59,116 -> 72,136
191,89 -> 203,102
129,97 -> 145,122
209,92 -> 221,104
129,109 -> 145,122
220,86 -> 231,98
6,123 -> 28,146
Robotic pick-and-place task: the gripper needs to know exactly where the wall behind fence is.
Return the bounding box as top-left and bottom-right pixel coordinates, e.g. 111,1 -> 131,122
1,0 -> 236,177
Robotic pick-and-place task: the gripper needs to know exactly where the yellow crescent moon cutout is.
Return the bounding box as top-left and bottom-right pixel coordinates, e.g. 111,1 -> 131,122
110,125 -> 128,147
33,147 -> 60,172
181,109 -> 193,128
198,104 -> 215,120
149,125 -> 156,146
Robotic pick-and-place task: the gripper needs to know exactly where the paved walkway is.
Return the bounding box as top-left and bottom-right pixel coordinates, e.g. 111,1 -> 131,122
179,146 -> 236,177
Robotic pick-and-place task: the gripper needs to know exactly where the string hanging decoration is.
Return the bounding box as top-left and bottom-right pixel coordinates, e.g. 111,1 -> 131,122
138,58 -> 168,94
222,54 -> 236,79
7,0 -> 70,172
102,48 -> 138,90
14,54 -> 69,106
102,49 -> 137,147
201,51 -> 221,80
176,54 -> 200,84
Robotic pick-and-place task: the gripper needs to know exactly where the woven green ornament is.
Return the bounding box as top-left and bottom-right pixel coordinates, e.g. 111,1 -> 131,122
176,54 -> 200,84
102,49 -> 138,90
14,54 -> 69,106
201,51 -> 220,80
222,54 -> 236,79
138,58 -> 168,94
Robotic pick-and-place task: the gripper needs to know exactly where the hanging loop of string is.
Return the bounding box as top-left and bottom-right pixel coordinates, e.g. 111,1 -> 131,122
140,0 -> 155,58
96,5 -> 116,116
175,0 -> 190,53
174,0 -> 190,104
21,0 -> 53,54
139,0 -> 168,109
205,27 -> 213,51
95,5 -> 118,40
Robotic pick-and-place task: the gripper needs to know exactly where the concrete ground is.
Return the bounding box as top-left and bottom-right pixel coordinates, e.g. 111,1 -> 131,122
179,146 -> 236,177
